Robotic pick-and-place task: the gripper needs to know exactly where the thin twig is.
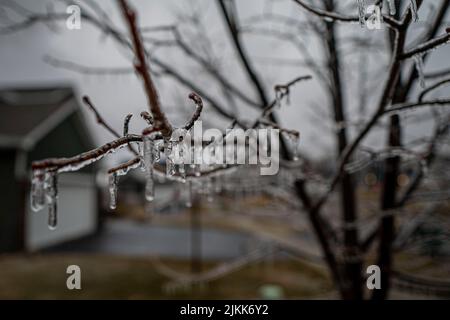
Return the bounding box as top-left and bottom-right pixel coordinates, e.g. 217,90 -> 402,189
418,77 -> 450,102
400,31 -> 450,60
108,157 -> 141,174
32,135 -> 142,171
82,95 -> 121,138
384,99 -> 450,114
184,92 -> 203,130
123,114 -> 133,136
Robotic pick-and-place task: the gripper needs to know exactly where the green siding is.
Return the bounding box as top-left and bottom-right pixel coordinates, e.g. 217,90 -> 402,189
0,150 -> 22,252
0,111 -> 96,252
28,112 -> 95,173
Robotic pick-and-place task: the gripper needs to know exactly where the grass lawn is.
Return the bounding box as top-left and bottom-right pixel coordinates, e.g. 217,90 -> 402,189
0,253 -> 333,299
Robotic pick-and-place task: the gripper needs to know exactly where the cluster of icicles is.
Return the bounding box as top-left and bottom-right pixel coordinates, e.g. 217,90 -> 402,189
107,132 -> 214,211
109,134 -> 164,210
30,139 -> 131,229
30,126 -> 300,229
30,170 -> 58,230
108,130 -> 300,211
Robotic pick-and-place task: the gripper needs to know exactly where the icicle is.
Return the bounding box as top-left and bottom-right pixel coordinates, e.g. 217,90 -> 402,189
44,172 -> 58,230
145,170 -> 155,202
413,54 -> 426,88
154,139 -> 163,163
143,135 -> 155,202
357,0 -> 366,28
140,159 -> 146,172
291,134 -> 300,161
409,0 -> 418,22
109,172 -> 118,210
194,162 -> 201,177
165,141 -> 176,176
387,0 -> 396,16
31,169 -> 46,212
283,132 -> 300,161
275,88 -> 282,109
177,140 -> 187,182
187,144 -> 197,176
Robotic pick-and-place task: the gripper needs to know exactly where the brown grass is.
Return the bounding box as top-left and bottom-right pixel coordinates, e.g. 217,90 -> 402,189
0,253 -> 333,299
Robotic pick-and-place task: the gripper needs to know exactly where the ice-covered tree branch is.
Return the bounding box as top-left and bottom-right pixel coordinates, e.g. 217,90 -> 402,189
400,30 -> 450,60
384,99 -> 450,114
31,134 -> 142,172
291,0 -> 402,28
418,77 -> 450,102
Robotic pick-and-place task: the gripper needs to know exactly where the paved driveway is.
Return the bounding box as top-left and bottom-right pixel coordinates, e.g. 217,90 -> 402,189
47,219 -> 256,260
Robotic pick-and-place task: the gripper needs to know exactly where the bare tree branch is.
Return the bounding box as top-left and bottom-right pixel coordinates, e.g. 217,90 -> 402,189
400,30 -> 450,60
418,77 -> 450,102
82,95 -> 121,138
118,0 -> 172,137
385,99 -> 450,114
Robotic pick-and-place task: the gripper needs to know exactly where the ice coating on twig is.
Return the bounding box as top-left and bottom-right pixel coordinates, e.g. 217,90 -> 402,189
56,142 -> 130,174
357,0 -> 366,27
31,169 -> 46,212
281,131 -> 300,161
290,134 -> 300,161
344,147 -> 426,174
178,138 -> 188,182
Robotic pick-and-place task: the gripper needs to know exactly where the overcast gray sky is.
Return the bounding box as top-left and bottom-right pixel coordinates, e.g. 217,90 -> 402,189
1,0 -> 449,165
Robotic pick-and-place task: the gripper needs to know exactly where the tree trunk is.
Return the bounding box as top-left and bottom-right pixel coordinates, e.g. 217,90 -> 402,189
323,0 -> 362,299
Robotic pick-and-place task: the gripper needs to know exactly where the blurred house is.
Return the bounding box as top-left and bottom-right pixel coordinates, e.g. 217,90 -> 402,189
0,85 -> 100,253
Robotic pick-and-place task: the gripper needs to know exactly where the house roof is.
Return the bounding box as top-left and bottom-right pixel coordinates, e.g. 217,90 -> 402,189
0,86 -> 87,150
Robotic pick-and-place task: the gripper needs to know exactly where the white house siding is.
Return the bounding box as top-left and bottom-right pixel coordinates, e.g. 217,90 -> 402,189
26,173 -> 97,251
